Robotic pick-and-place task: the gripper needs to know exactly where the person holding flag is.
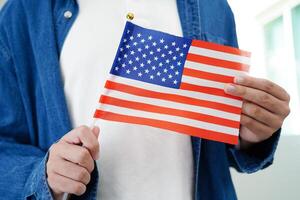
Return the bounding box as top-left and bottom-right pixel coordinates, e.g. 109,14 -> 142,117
0,0 -> 290,200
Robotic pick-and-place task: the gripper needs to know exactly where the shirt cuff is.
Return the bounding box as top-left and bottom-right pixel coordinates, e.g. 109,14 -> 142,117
228,129 -> 281,173
24,152 -> 54,199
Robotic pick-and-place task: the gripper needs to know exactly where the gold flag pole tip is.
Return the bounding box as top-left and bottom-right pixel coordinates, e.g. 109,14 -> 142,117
126,12 -> 134,21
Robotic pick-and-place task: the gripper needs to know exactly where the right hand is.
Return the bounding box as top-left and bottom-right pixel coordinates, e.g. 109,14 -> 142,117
46,126 -> 100,199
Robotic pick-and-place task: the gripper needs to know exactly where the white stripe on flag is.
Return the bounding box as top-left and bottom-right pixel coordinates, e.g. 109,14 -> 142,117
184,61 -> 247,78
98,104 -> 240,136
108,75 -> 243,107
189,46 -> 251,65
182,75 -> 226,90
104,89 -> 241,121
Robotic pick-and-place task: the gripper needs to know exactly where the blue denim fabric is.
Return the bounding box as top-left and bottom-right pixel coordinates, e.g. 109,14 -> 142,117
0,0 -> 280,199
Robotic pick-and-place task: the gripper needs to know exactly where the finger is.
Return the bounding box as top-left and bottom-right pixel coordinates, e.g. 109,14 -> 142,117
239,126 -> 262,143
47,173 -> 86,196
234,75 -> 290,101
242,101 -> 283,128
63,126 -> 100,160
91,126 -> 100,160
240,114 -> 275,141
54,142 -> 94,173
225,84 -> 287,115
49,157 -> 91,185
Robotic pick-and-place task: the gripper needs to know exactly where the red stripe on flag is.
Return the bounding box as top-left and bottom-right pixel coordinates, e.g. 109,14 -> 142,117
94,110 -> 239,145
183,68 -> 234,83
100,95 -> 240,128
186,53 -> 250,71
180,82 -> 242,101
105,80 -> 241,114
191,40 -> 251,57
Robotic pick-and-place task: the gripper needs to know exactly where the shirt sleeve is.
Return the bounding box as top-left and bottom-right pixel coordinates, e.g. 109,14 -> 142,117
227,129 -> 281,173
0,139 -> 54,199
0,32 -> 54,198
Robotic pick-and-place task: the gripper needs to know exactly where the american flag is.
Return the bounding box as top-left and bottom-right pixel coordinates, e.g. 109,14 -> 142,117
94,22 -> 250,145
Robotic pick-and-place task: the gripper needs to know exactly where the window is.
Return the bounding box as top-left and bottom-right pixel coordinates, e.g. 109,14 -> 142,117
292,4 -> 300,91
264,17 -> 284,83
262,2 -> 300,135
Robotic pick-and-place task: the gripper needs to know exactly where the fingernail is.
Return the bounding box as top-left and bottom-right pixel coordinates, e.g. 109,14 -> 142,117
225,84 -> 236,93
235,76 -> 244,84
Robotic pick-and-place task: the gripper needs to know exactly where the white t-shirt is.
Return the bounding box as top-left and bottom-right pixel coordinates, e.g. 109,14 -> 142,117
60,1 -> 193,199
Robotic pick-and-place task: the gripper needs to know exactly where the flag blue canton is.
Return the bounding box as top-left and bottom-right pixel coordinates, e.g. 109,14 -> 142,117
110,22 -> 192,89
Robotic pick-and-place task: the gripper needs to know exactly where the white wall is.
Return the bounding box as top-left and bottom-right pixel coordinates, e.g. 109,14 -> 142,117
231,136 -> 300,200
228,0 -> 300,199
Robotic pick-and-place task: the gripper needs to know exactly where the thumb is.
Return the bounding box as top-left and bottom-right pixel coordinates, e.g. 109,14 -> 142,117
91,126 -> 100,138
91,126 -> 100,160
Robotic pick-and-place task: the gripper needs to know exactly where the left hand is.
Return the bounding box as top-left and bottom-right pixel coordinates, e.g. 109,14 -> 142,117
224,75 -> 290,149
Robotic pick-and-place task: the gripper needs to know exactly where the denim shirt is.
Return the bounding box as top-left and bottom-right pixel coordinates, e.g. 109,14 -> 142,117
0,0 -> 280,199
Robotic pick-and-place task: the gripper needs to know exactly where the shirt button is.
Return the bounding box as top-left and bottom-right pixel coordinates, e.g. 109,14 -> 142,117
64,11 -> 73,19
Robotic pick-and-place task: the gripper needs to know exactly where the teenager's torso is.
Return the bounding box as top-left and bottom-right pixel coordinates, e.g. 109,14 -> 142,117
60,0 -> 193,199
0,0 -> 240,199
